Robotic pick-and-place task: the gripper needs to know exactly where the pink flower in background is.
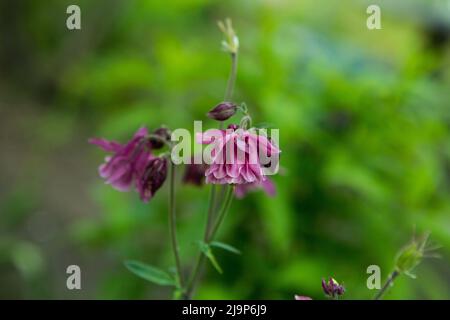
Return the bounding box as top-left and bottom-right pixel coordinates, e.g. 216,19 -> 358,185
197,128 -> 280,185
89,127 -> 153,192
294,295 -> 312,300
234,178 -> 276,199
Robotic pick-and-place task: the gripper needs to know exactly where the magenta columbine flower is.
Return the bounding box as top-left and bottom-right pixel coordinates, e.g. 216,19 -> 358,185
89,127 -> 153,192
234,178 -> 276,199
137,157 -> 168,202
322,277 -> 345,299
196,128 -> 280,185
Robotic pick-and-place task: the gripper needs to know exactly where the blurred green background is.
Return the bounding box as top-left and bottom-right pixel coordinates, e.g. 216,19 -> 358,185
0,0 -> 449,299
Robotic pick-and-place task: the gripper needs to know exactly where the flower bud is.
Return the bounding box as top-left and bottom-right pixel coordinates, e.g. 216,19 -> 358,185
322,277 -> 345,299
137,157 -> 168,202
395,233 -> 432,277
183,162 -> 207,186
217,18 -> 239,54
207,102 -> 237,121
150,127 -> 171,149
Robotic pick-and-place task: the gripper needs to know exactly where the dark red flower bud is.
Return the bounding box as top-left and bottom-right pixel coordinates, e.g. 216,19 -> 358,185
137,157 -> 168,202
207,102 -> 237,121
150,127 -> 171,149
183,162 -> 207,186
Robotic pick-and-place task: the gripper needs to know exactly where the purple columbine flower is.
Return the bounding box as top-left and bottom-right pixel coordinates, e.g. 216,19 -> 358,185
322,277 -> 345,299
89,127 -> 152,192
196,128 -> 280,185
137,157 -> 168,202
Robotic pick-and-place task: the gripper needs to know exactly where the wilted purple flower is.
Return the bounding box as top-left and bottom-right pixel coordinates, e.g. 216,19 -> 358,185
89,127 -> 152,192
137,157 -> 168,202
294,295 -> 312,300
322,277 -> 345,299
207,102 -> 237,121
234,178 -> 276,199
183,161 -> 208,186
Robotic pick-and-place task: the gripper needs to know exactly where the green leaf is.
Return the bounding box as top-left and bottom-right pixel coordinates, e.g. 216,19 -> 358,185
210,241 -> 241,255
198,241 -> 223,274
173,288 -> 184,300
205,249 -> 223,274
124,260 -> 176,286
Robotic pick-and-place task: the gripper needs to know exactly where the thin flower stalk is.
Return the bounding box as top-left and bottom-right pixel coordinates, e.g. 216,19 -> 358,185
168,160 -> 185,297
186,20 -> 240,299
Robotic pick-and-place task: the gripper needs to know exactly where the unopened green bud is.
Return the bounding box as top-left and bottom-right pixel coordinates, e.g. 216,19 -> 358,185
395,233 -> 433,278
218,18 -> 239,54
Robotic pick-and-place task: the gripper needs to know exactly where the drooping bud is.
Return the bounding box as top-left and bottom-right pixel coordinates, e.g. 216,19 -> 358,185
207,102 -> 237,121
183,162 -> 207,186
137,157 -> 168,202
150,127 -> 171,149
322,278 -> 345,299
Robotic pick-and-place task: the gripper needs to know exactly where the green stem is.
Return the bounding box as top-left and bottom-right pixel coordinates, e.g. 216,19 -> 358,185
374,270 -> 400,300
224,52 -> 238,102
208,51 -> 238,232
186,51 -> 238,300
168,161 -> 185,298
204,185 -> 218,241
185,253 -> 205,299
208,186 -> 234,241
185,187 -> 220,298
186,186 -> 234,299
203,51 -> 238,248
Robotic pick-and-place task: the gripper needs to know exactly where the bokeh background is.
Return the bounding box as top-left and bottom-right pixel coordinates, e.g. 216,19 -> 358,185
0,0 -> 449,299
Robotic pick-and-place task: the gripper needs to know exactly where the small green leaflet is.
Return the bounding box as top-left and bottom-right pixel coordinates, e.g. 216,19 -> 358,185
124,260 -> 176,286
197,241 -> 241,274
210,241 -> 241,255
197,241 -> 223,274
